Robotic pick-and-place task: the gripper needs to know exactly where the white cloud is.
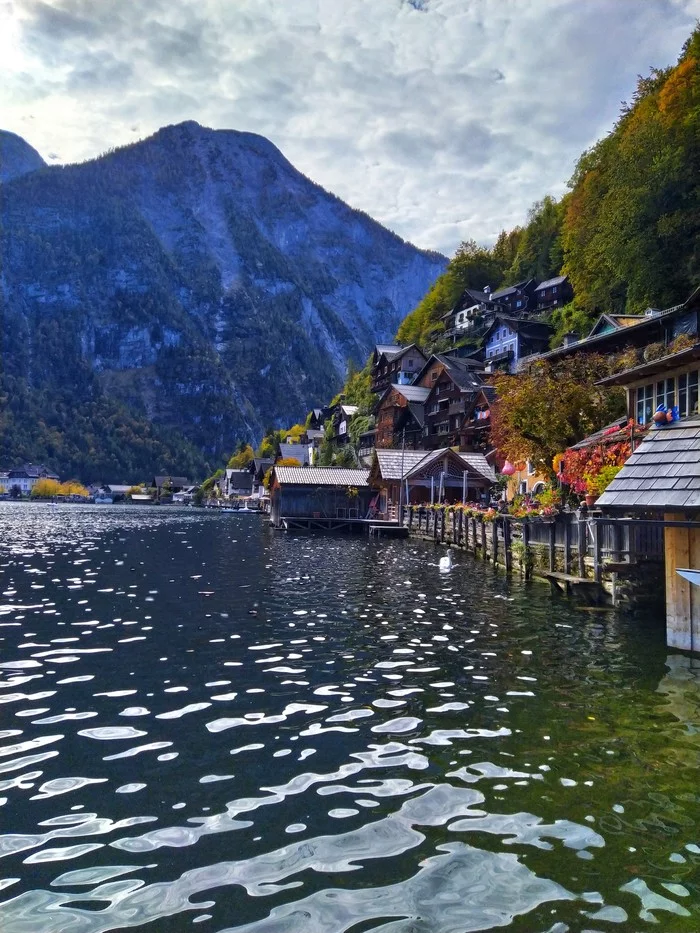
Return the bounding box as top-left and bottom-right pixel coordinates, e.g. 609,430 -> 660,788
2,0 -> 699,254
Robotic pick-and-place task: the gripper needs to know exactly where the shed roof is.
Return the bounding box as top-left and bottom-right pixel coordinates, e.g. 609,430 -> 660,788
597,416 -> 700,510
274,467 -> 369,487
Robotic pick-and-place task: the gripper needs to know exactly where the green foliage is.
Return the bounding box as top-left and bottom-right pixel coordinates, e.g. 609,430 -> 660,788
333,446 -> 357,467
342,357 -> 376,414
317,421 -> 335,466
0,372 -> 207,483
227,444 -> 255,468
489,354 -> 626,479
548,302 -> 595,345
562,29 -> 700,312
349,413 -> 373,449
506,196 -> 565,284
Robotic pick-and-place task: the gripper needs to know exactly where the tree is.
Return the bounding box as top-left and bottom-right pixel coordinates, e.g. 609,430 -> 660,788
31,478 -> 62,498
489,354 -> 625,481
227,444 -> 255,468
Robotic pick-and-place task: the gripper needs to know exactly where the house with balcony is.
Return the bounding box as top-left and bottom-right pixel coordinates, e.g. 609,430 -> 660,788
441,287 -> 502,342
422,363 -> 485,450
370,344 -> 427,394
481,316 -> 553,373
374,384 -> 430,449
459,386 -> 496,454
534,275 -> 574,312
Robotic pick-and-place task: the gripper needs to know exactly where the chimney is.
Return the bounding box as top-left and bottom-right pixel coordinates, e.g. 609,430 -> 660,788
562,332 -> 578,347
483,285 -> 491,295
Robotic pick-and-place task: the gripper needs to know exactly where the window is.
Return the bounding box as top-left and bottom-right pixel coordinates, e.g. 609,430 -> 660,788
636,383 -> 654,424
656,378 -> 675,411
690,371 -> 699,416
432,371 -> 438,381
516,300 -> 522,308
552,286 -> 558,294
527,460 -> 535,476
437,422 -> 450,435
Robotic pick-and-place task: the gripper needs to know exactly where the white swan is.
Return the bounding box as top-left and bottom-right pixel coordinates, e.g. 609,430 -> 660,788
439,548 -> 453,572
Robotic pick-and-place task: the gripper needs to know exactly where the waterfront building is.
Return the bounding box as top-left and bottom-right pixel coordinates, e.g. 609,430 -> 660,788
422,361 -> 485,450
224,469 -> 254,498
370,447 -> 496,517
7,464 -> 60,495
269,466 -> 372,527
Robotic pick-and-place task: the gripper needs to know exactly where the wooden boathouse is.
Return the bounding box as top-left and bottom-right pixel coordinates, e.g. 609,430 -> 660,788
269,466 -> 374,531
598,415 -> 700,653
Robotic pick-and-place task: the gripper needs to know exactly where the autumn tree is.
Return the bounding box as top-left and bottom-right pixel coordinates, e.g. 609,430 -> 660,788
489,354 -> 625,481
227,443 -> 255,468
31,478 -> 62,498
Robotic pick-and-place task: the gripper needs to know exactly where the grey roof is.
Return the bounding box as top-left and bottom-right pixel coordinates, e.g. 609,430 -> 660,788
306,428 -> 324,440
373,448 -> 496,484
569,418 -> 629,450
153,475 -> 189,487
9,463 -> 59,478
279,443 -> 309,465
535,275 -> 567,291
274,467 -> 369,487
104,484 -> 132,493
253,458 -> 274,472
408,402 -> 426,427
375,344 -> 403,360
391,384 -> 430,403
598,416 -> 700,510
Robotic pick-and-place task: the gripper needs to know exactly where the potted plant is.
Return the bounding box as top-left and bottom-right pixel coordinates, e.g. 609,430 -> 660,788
584,465 -> 622,505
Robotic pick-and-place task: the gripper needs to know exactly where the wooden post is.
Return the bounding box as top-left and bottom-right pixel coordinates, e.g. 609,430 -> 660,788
440,508 -> 446,543
522,520 -> 531,579
577,515 -> 586,578
480,518 -> 487,556
548,521 -> 556,572
612,522 -> 622,564
433,509 -> 438,542
592,520 -> 602,583
408,507 -> 413,531
563,516 -> 572,576
492,519 -> 498,564
458,509 -> 463,547
504,518 -> 512,573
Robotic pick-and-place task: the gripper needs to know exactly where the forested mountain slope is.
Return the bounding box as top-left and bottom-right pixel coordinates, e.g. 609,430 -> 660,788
0,121 -> 445,479
398,26 -> 700,349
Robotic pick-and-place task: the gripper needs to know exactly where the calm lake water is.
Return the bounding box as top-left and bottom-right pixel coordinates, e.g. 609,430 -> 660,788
0,502 -> 699,932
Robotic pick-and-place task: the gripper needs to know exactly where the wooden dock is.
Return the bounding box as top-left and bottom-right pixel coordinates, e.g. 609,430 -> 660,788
281,517 -> 403,535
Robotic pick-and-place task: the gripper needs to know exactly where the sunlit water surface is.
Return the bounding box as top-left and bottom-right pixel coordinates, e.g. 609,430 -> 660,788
0,502 -> 698,932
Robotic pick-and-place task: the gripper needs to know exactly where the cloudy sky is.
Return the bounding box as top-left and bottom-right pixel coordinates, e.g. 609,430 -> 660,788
2,0 -> 699,255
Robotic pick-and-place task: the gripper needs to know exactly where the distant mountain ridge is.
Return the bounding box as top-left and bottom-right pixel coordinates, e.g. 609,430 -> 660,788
0,122 -> 445,479
0,130 -> 46,182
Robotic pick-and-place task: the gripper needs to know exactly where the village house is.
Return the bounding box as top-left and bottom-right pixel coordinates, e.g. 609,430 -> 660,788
459,386 -> 496,454
370,344 -> 427,395
8,464 -> 60,495
151,475 -> 189,496
277,441 -> 311,466
331,404 -> 359,448
269,466 -> 373,528
251,458 -> 274,498
422,362 -> 485,450
224,469 -> 254,498
442,287 -> 502,341
370,447 -> 497,517
488,280 -> 538,316
481,315 -> 553,373
374,384 -> 430,449
534,275 -> 574,312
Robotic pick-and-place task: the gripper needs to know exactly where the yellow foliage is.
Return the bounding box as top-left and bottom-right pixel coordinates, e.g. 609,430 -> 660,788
31,478 -> 62,498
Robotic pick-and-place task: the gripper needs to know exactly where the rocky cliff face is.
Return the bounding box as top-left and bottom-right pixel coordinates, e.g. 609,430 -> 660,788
1,122 -> 444,475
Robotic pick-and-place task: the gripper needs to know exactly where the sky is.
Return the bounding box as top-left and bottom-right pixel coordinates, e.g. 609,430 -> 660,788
1,0 -> 699,256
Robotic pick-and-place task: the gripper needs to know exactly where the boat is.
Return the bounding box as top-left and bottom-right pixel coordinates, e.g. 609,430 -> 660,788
676,568 -> 700,586
94,495 -> 114,504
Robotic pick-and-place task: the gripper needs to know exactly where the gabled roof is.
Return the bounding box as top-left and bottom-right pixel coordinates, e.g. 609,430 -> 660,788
104,484 -> 132,493
340,405 -> 359,417
587,313 -> 645,338
376,384 -> 431,408
490,280 -> 532,301
407,402 -> 427,427
253,458 -> 274,473
274,467 -> 369,486
372,447 -> 496,484
568,417 -> 630,451
535,275 -> 567,291
598,416 -> 700,510
278,443 -> 309,465
453,288 -> 497,312
374,343 -> 403,361
153,475 -> 189,487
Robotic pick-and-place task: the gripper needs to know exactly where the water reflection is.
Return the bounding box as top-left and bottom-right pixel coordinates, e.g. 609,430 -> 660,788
0,502 -> 698,931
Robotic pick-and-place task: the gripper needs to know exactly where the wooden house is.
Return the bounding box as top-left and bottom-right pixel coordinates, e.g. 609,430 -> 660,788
374,384 -> 430,449
151,475 -> 189,494
370,447 -> 496,516
370,344 -> 427,394
277,442 -> 310,465
252,458 -> 274,497
489,280 -> 537,316
8,463 -> 60,495
459,386 -> 496,453
269,467 -> 372,527
422,363 -> 485,450
224,469 -> 253,497
534,275 -> 573,312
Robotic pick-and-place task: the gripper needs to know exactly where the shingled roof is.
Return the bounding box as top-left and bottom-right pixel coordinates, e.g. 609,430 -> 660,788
598,416 -> 700,510
274,467 -> 369,486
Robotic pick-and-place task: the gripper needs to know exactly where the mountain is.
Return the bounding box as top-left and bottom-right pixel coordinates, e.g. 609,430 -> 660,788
0,130 -> 46,182
0,122 -> 445,480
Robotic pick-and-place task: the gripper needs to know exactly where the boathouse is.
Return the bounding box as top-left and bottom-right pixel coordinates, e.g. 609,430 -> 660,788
269,466 -> 372,529
598,415 -> 700,652
370,447 -> 496,519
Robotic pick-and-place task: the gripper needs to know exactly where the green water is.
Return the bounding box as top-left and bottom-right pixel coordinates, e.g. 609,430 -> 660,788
0,502 -> 698,931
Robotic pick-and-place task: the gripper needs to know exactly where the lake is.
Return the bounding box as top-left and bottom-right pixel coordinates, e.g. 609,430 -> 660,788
0,502 -> 698,932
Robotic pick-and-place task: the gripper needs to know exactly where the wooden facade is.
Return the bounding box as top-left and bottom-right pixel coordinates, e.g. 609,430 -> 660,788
270,467 -> 372,527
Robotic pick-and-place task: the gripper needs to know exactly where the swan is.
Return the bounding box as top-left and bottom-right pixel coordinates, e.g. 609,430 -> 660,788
439,548 -> 453,572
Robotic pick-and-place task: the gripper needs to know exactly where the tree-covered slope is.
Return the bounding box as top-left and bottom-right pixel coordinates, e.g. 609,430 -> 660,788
398,25 -> 700,349
0,121 -> 445,478
0,130 -> 46,182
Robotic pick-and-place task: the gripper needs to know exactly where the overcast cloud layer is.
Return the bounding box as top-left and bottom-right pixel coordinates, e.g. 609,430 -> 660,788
2,0 -> 699,254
